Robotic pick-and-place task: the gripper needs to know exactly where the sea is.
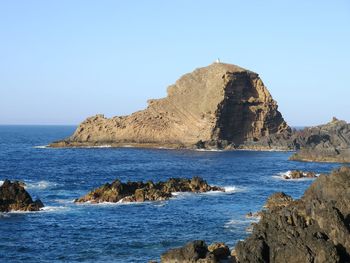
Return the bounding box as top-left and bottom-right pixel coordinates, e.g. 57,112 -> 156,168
0,125 -> 342,263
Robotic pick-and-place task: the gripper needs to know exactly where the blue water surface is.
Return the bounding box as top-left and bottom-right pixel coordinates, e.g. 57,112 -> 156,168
0,126 -> 342,263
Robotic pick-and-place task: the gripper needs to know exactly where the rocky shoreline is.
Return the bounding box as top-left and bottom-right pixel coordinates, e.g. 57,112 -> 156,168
159,166 -> 350,263
75,177 -> 224,204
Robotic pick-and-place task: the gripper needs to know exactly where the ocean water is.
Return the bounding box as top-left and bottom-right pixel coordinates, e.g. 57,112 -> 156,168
0,125 -> 342,263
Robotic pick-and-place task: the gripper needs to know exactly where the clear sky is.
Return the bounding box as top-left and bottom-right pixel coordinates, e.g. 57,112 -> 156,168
1,1 -> 349,126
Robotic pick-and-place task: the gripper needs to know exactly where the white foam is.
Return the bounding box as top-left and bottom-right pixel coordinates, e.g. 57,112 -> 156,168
25,180 -> 58,190
40,206 -> 68,212
195,149 -> 223,152
33,145 -> 48,149
82,145 -> 112,148
171,186 -> 245,198
0,180 -> 3,186
224,186 -> 246,193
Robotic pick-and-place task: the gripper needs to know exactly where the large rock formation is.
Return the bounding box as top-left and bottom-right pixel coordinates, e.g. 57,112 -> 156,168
75,177 -> 224,204
0,180 -> 44,212
290,118 -> 350,163
50,62 -> 290,149
235,166 -> 350,263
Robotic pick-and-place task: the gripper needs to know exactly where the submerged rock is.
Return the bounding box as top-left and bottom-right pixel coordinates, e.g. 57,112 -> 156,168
0,179 -> 44,212
75,177 -> 224,204
235,166 -> 350,263
290,118 -> 350,163
161,240 -> 234,263
50,62 -> 290,150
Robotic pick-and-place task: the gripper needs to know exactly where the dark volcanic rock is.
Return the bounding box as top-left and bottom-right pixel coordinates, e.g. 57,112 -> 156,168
0,180 -> 44,212
75,177 -> 224,204
161,240 -> 234,263
235,166 -> 350,263
50,62 -> 290,150
290,118 -> 350,163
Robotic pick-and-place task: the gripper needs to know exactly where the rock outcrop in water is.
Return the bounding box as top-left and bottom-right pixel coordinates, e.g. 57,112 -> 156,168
75,177 -> 224,203
0,180 -> 44,212
281,170 -> 317,180
160,166 -> 350,263
290,118 -> 350,163
50,62 -> 290,150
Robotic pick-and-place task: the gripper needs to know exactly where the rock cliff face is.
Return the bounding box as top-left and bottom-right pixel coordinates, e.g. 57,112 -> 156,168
290,118 -> 350,163
50,63 -> 290,149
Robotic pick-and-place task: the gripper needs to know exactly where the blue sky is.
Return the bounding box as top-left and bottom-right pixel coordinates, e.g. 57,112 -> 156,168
1,1 -> 349,126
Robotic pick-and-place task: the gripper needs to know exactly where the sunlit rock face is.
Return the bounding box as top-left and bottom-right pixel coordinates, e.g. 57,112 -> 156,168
50,62 -> 290,149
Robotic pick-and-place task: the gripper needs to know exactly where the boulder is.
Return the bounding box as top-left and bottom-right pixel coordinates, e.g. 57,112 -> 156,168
75,177 -> 224,204
0,179 -> 44,212
50,62 -> 290,150
161,241 -> 234,263
207,243 -> 231,260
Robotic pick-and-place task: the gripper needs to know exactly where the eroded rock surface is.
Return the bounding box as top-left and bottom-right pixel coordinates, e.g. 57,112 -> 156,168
75,177 -> 224,204
235,166 -> 350,263
290,118 -> 350,163
50,63 -> 290,150
0,180 -> 44,212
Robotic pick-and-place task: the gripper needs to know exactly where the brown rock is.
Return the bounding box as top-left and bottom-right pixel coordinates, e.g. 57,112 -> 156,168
75,177 -> 224,204
0,179 -> 44,212
208,243 -> 230,260
283,170 -> 317,180
50,63 -> 290,150
264,192 -> 293,210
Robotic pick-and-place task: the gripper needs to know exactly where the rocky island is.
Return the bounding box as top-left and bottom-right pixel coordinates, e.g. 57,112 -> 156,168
50,62 -> 291,150
75,177 -> 224,204
160,166 -> 350,263
0,180 -> 44,212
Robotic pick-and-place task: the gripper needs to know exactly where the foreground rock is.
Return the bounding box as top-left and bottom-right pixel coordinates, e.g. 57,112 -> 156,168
290,118 -> 350,163
0,180 -> 44,212
161,167 -> 350,262
282,170 -> 317,179
50,62 -> 290,150
161,240 -> 234,263
235,166 -> 350,262
75,177 -> 224,203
